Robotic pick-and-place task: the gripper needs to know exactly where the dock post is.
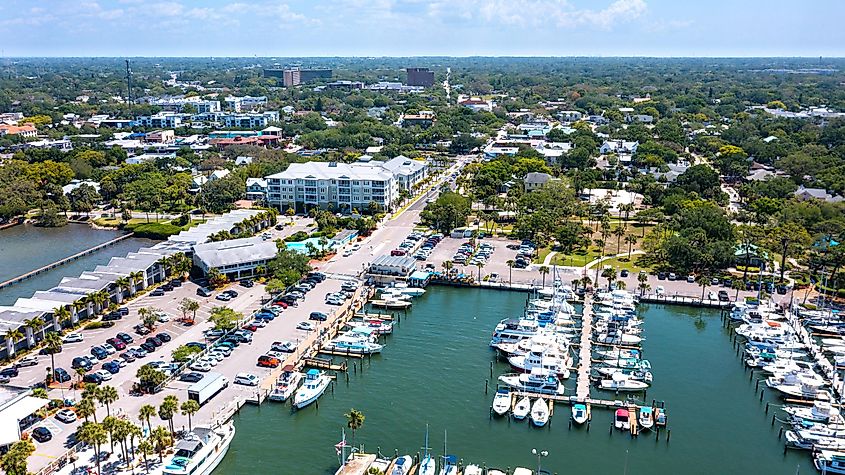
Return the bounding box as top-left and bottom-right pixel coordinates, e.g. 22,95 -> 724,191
587,421 -> 590,432
609,423 -> 613,435
778,427 -> 784,439
754,378 -> 759,389
760,389 -> 764,402
485,379 -> 488,394
765,402 -> 769,414
772,414 -> 776,426
568,419 -> 571,430
490,361 -> 493,378
666,429 -> 671,443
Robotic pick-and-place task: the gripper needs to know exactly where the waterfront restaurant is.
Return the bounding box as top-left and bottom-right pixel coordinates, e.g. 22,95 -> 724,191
366,255 -> 417,284
193,236 -> 279,280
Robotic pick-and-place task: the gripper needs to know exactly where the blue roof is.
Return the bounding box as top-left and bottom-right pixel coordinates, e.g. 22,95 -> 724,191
409,270 -> 432,281
306,369 -> 320,376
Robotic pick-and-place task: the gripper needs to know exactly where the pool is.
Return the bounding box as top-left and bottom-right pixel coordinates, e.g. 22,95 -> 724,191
285,237 -> 335,254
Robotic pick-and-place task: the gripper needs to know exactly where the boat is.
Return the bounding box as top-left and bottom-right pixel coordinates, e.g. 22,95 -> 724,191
293,369 -> 332,409
639,406 -> 654,429
507,345 -> 571,378
600,372 -> 649,392
814,450 -> 845,474
492,388 -> 511,416
361,319 -> 394,335
786,428 -> 845,450
530,398 -> 549,427
371,298 -> 412,309
324,332 -> 384,355
390,456 -> 413,475
161,422 -> 235,475
419,426 -> 437,475
783,399 -> 841,423
614,409 -> 630,430
512,396 -> 530,420
268,365 -> 302,402
572,403 -> 589,425
439,431 -> 457,475
498,368 -> 565,396
462,465 -> 483,475
490,318 -> 539,346
370,458 -> 392,474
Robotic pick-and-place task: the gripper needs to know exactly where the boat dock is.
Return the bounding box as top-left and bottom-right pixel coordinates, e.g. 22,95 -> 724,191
640,293 -> 731,309
0,233 -> 134,290
575,294 -> 594,400
304,357 -> 347,372
335,453 -> 377,475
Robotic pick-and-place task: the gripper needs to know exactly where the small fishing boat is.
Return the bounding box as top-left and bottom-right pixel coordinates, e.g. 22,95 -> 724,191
371,298 -> 412,309
512,396 -> 530,420
639,406 -> 654,429
530,398 -> 549,427
390,456 -> 413,475
600,372 -> 649,392
293,369 -> 332,409
614,409 -> 630,430
783,399 -> 841,423
268,365 -> 302,402
814,450 -> 845,474
572,403 -> 589,425
492,388 -> 511,416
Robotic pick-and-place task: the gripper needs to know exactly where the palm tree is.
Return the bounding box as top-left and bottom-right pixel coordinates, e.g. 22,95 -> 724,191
613,226 -> 625,255
97,385 -> 119,417
178,298 -> 200,325
506,259 -> 515,284
127,423 -> 143,461
180,400 -> 200,431
616,280 -> 627,290
696,274 -> 711,301
441,260 -> 453,276
3,328 -> 23,358
345,408 -> 365,448
619,203 -> 635,228
138,439 -> 154,472
579,276 -> 592,292
601,267 -> 618,290
76,397 -> 96,423
625,235 -> 638,260
129,271 -> 145,295
139,404 -> 156,435
112,419 -> 132,468
43,332 -> 62,379
538,266 -> 550,288
732,279 -> 745,301
157,257 -> 171,280
150,426 -> 172,462
53,306 -> 72,330
474,262 -> 484,282
102,416 -> 118,453
638,281 -> 651,296
159,395 -> 179,437
115,277 -> 131,302
22,317 -> 44,347
77,421 -> 107,475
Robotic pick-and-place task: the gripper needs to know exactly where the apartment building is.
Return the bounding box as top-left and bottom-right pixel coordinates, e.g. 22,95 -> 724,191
266,161 -> 399,213
224,96 -> 267,112
136,113 -> 184,128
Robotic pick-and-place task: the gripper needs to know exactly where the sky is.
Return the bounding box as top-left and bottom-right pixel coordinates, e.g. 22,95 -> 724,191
0,0 -> 843,57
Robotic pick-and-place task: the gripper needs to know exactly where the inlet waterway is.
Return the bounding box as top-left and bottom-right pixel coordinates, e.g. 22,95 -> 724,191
214,287 -> 806,474
0,223 -> 153,305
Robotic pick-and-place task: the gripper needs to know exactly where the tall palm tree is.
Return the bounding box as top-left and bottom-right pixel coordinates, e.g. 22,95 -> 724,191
96,290 -> 112,313
97,385 -> 120,417
601,267 -> 618,290
129,271 -> 145,295
3,328 -> 24,358
76,397 -> 96,423
53,306 -> 72,330
344,408 -> 365,448
696,274 -> 711,301
613,226 -> 625,255
102,416 -> 118,453
77,421 -> 108,475
475,262 -> 484,282
139,404 -> 156,435
506,259 -> 515,284
625,235 -> 638,260
150,426 -> 172,462
43,332 -> 62,380
115,277 -> 131,302
22,317 -> 44,347
180,400 -> 200,431
138,439 -> 154,472
112,419 -> 132,468
159,395 -> 179,437
538,266 -> 550,288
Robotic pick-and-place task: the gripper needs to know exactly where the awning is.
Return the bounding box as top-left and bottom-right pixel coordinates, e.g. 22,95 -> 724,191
0,396 -> 51,445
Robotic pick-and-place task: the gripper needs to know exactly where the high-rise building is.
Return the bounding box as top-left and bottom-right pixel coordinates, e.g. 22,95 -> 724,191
263,68 -> 332,86
406,67 -> 435,87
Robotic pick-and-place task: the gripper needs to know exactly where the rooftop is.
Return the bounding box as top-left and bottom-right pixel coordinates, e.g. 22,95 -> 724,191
193,236 -> 278,269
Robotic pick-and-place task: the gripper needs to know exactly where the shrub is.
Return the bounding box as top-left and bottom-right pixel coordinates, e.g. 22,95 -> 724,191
84,321 -> 114,330
129,222 -> 184,239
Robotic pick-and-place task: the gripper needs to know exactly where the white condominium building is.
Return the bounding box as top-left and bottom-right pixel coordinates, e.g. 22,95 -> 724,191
266,161 -> 401,213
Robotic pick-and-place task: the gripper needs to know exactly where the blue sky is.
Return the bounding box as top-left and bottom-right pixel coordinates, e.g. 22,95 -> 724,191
1,0 -> 842,57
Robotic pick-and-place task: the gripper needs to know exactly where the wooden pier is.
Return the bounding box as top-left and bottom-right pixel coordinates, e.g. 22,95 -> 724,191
639,293 -> 731,309
336,453 -> 377,475
0,233 -> 134,290
575,294 -> 594,400
304,357 -> 348,371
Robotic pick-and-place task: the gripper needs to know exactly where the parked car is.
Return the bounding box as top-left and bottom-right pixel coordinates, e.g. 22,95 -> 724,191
157,332 -> 172,343
83,373 -> 103,385
53,368 -> 71,383
242,323 -> 259,332
118,307 -> 129,316
90,346 -> 108,360
117,332 -> 134,344
241,279 -> 254,288
101,343 -> 116,355
106,338 -> 126,351
309,311 -> 328,321
72,356 -> 93,371
180,372 -> 204,383
145,337 -> 163,348
17,355 -> 39,367
31,427 -> 52,443
140,342 -> 156,353
0,367 -> 19,378
271,341 -> 295,353
119,352 -> 136,363
256,355 -> 280,368
234,373 -> 260,385
718,290 -> 730,302
150,289 -> 165,297
102,361 -> 121,374
296,322 -> 315,331
196,287 -> 213,297
203,329 -> 225,340
55,409 -> 77,424
134,325 -> 151,335
620,269 -> 629,277
189,361 -> 212,372
186,342 -> 207,350
224,290 -> 239,298
93,369 -> 113,381
62,333 -> 84,344
215,293 -> 231,302
128,346 -> 148,358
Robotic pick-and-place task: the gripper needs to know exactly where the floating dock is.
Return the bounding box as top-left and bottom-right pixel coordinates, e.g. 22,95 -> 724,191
575,294 -> 594,400
304,357 -> 347,371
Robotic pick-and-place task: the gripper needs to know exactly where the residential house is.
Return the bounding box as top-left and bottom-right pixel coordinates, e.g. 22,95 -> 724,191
600,140 -> 639,155
524,172 -> 554,192
457,95 -> 495,112
0,124 -> 37,138
794,185 -> 844,203
400,111 -> 435,128
245,178 -> 268,201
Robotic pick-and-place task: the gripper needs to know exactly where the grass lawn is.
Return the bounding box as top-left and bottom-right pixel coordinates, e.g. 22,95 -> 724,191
94,216 -> 206,230
534,248 -> 601,267
595,255 -> 651,273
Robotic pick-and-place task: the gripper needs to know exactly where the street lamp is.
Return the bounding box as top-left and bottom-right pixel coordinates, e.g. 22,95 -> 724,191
531,448 -> 548,474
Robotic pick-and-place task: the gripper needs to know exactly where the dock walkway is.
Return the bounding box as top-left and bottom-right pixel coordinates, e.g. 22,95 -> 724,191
0,233 -> 135,290
575,294 -> 594,400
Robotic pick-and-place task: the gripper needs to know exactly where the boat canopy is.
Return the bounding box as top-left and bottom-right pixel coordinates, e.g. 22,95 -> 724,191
306,369 -> 320,376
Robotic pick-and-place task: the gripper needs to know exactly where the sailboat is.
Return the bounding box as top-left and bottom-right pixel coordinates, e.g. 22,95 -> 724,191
419,425 -> 437,475
512,396 -> 530,420
530,398 -> 549,427
439,431 -> 457,475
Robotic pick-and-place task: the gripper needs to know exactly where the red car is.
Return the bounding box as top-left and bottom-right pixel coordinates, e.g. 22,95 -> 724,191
272,301 -> 288,309
257,355 -> 280,368
242,324 -> 259,332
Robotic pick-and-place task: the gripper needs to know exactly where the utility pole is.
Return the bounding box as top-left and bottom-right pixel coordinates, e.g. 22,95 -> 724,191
125,59 -> 133,116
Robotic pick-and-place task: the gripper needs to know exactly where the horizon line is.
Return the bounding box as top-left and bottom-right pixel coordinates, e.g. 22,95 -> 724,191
1,55 -> 844,60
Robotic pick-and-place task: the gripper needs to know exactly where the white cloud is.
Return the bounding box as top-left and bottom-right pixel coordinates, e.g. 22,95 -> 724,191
428,0 -> 647,29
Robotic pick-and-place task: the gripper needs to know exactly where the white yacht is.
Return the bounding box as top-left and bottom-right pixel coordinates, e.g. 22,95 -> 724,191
783,399 -> 841,423
815,450 -> 845,474
512,396 -> 530,420
498,368 -> 565,396
492,388 -> 511,416
293,369 -> 332,409
530,398 -> 549,427
507,345 -> 571,379
600,373 -> 649,392
390,455 -> 413,475
268,365 -> 302,402
324,333 -> 383,355
490,318 -> 539,346
161,423 -> 235,475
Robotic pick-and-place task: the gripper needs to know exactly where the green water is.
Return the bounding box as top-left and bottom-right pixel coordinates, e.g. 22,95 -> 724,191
214,287 -> 806,474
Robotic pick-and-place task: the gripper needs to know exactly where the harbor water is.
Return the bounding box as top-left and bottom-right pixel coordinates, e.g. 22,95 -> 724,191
214,287 -> 806,474
0,223 -> 153,305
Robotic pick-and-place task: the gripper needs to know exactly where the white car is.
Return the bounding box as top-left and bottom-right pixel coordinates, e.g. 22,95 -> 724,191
154,312 -> 171,323
250,320 -> 267,328
656,285 -> 665,296
55,409 -> 77,424
296,322 -> 315,331
189,361 -> 212,372
234,373 -> 259,386
17,356 -> 39,367
198,356 -> 219,367
343,250 -> 353,257
203,352 -> 225,363
93,369 -> 113,381
211,345 -> 232,357
62,333 -> 83,344
101,343 -> 116,355
112,358 -> 127,368
265,350 -> 286,359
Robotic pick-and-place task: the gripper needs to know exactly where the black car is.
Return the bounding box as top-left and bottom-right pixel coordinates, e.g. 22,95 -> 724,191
145,336 -> 163,347
157,332 -> 172,343
140,342 -> 156,353
150,289 -> 165,297
718,290 -> 730,302
134,325 -> 151,335
224,289 -> 239,298
31,427 -> 52,443
117,332 -> 134,344
161,284 -> 173,292
179,372 -> 204,383
170,279 -> 182,287
83,373 -> 103,385
119,352 -> 136,363
186,341 -> 207,350
71,357 -> 93,371
657,272 -> 667,280
196,287 -> 213,297
0,367 -> 19,378
241,279 -> 254,288
118,307 -> 129,316
102,312 -> 122,321
53,368 -> 71,383
40,345 -> 62,355
620,269 -> 629,277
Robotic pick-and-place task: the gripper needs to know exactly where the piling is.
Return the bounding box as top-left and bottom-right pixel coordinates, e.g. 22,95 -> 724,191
667,429 -> 671,443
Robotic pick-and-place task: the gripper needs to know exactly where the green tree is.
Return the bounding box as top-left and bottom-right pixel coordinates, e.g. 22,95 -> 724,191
97,384 -> 119,417
159,395 -> 179,436
209,306 -> 242,331
177,298 -> 200,324
150,426 -> 173,462
77,421 -> 108,475
345,408 -> 365,448
0,439 -> 35,475
139,404 -> 156,435
768,222 -> 812,281
180,399 -> 200,431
